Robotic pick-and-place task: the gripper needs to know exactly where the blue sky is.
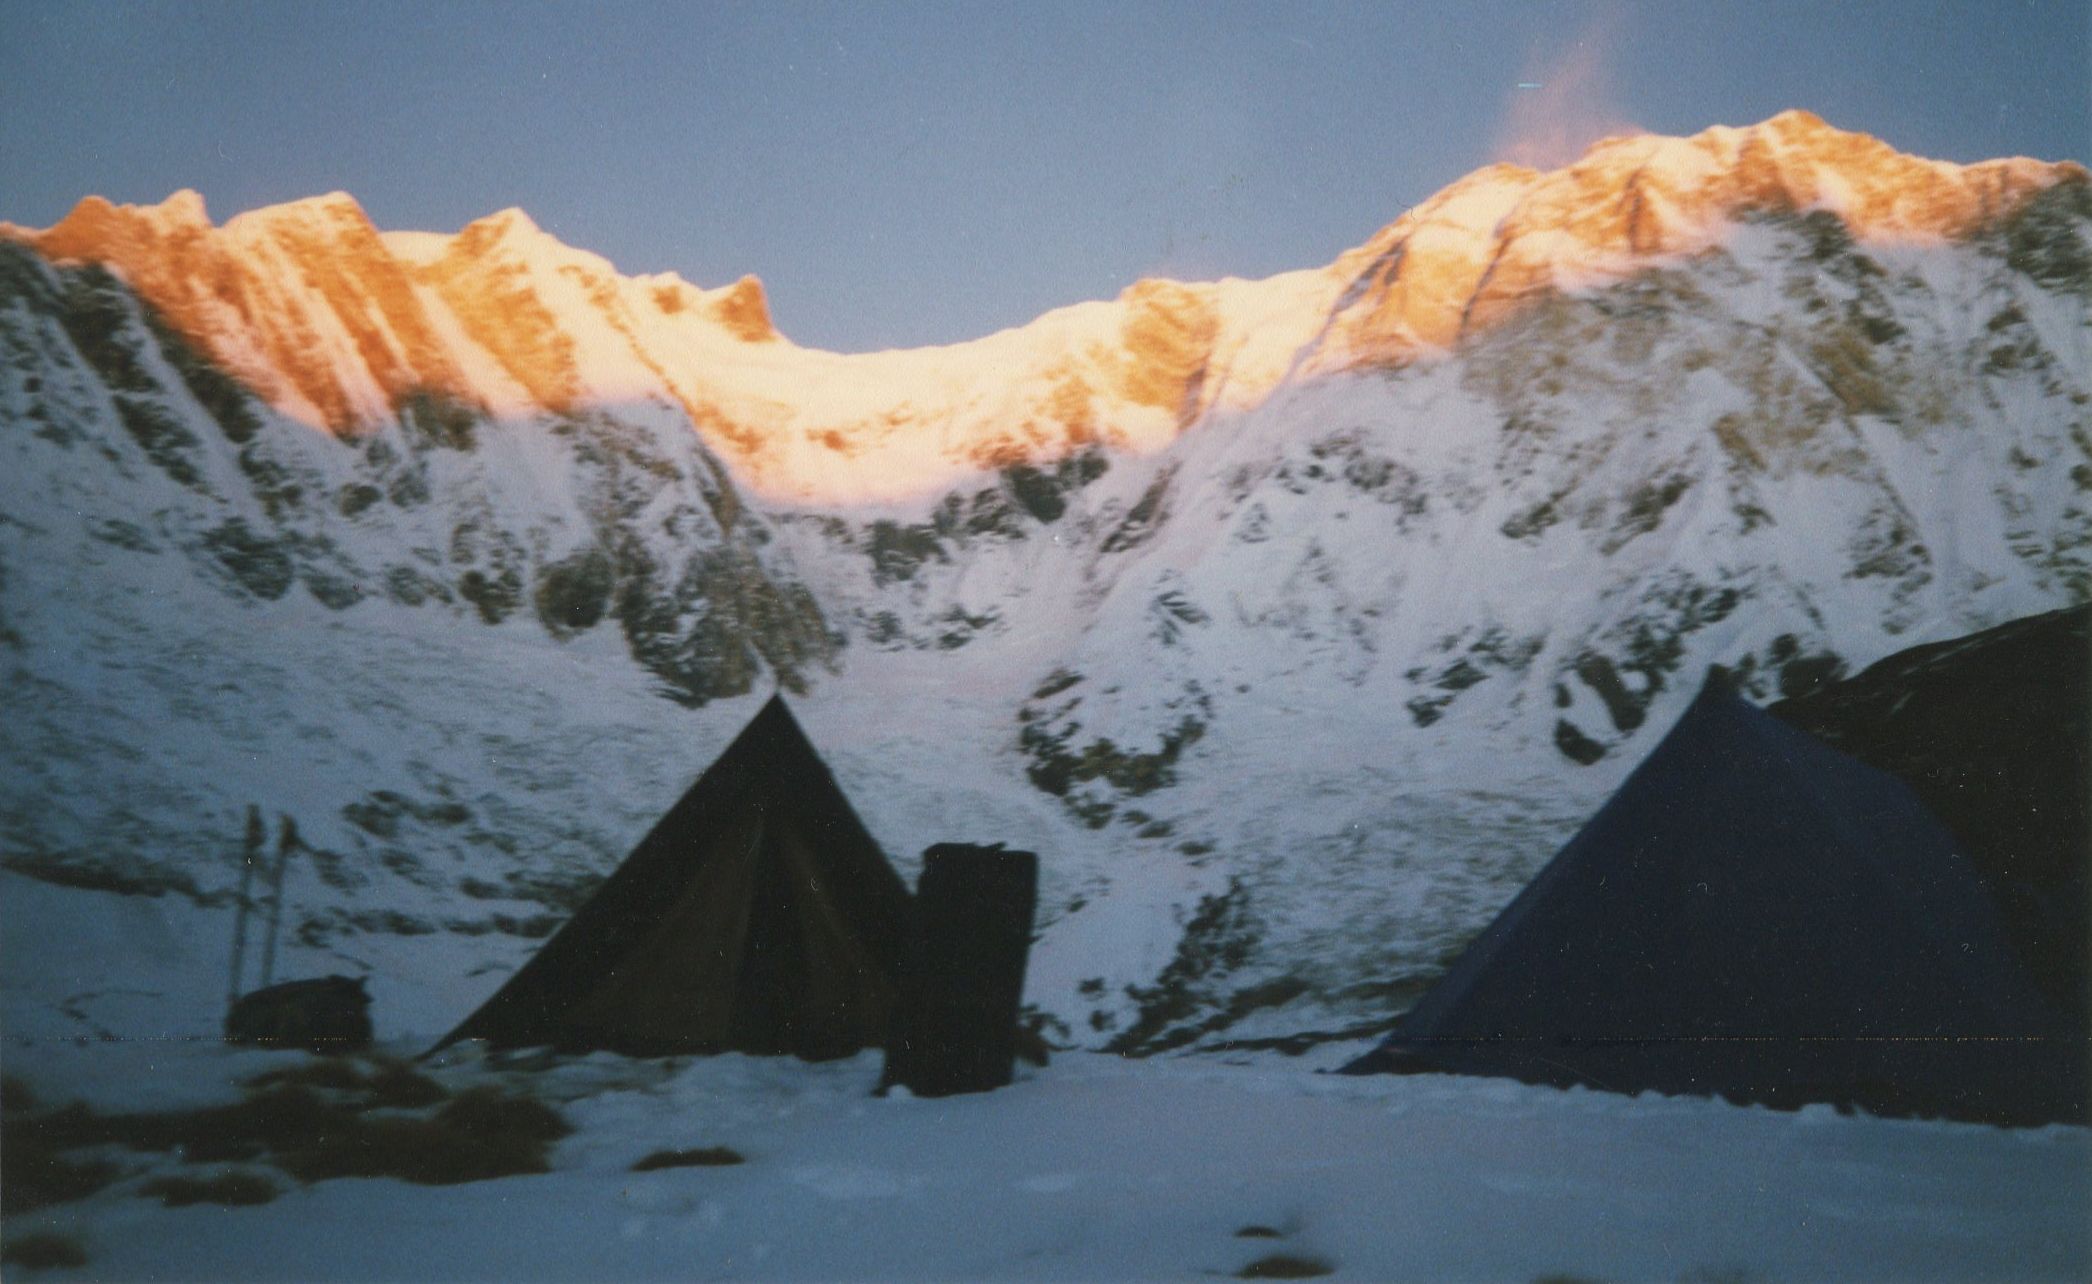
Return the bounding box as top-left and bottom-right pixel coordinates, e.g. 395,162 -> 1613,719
1,1 -> 2084,351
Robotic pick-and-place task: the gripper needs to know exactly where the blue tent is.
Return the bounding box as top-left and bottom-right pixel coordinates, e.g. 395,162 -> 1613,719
1343,675 -> 2082,1125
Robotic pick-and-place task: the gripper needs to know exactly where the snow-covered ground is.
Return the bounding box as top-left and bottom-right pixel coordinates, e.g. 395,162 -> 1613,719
8,870 -> 2085,1281
5,1037 -> 2087,1282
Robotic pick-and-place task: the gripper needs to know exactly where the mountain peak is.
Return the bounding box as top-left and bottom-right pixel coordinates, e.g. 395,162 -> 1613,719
710,274 -> 777,343
21,189 -> 215,262
483,206 -> 542,236
451,206 -> 545,251
155,189 -> 211,227
1762,107 -> 1833,135
41,194 -> 124,250
245,190 -> 369,222
215,192 -> 381,251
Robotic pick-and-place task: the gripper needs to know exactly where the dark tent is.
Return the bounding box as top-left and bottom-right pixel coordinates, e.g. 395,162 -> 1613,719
1769,605 -> 2089,1032
433,695 -> 914,1060
1343,675 -> 2081,1125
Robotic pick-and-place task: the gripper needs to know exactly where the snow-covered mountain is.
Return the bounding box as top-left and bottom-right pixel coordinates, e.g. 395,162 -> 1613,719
2,111 -> 2086,1051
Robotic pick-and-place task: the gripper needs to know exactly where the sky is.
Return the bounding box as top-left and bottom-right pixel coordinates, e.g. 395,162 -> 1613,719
0,0 -> 2085,353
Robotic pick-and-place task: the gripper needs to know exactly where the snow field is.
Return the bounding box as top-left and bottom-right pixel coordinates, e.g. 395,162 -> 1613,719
5,1042 -> 2086,1282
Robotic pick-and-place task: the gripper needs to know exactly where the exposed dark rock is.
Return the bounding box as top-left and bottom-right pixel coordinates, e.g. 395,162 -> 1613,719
1100,468 -> 1174,554
864,519 -> 947,585
201,519 -> 295,600
1572,652 -> 1645,733
399,388 -> 480,451
1993,176 -> 2092,297
145,310 -> 264,444
338,482 -> 383,517
534,547 -> 615,638
1553,718 -> 1606,765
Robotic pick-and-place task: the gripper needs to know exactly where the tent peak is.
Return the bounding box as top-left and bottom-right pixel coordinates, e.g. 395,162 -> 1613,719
1698,663 -> 1740,699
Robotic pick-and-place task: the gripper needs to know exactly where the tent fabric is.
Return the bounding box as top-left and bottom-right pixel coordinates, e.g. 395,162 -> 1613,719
432,696 -> 913,1060
1343,675 -> 2081,1125
1769,604 -> 2089,1029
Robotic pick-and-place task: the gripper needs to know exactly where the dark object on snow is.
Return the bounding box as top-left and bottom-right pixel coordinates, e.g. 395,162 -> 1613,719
882,844 -> 1040,1097
224,975 -> 373,1053
431,696 -> 913,1060
1236,1253 -> 1335,1279
1342,673 -> 2083,1126
3,1232 -> 89,1272
631,1146 -> 744,1170
1769,604 -> 2089,1032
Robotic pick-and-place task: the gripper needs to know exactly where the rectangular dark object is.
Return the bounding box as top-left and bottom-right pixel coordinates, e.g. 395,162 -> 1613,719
882,844 -> 1039,1097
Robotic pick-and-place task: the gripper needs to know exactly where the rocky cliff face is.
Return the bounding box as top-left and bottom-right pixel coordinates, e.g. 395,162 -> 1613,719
2,113 -> 2086,1048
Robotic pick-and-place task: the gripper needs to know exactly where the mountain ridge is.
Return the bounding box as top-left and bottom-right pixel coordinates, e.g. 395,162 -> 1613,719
5,110 -> 2082,505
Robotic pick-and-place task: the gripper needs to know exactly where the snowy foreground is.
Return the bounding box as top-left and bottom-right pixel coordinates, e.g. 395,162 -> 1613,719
5,1035 -> 2087,1283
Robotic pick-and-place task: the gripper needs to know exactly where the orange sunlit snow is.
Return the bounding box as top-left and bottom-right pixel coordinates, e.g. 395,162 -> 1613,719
3,113 -> 2080,507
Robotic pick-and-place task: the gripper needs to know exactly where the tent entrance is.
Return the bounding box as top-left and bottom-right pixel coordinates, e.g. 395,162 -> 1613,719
729,809 -> 899,1059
